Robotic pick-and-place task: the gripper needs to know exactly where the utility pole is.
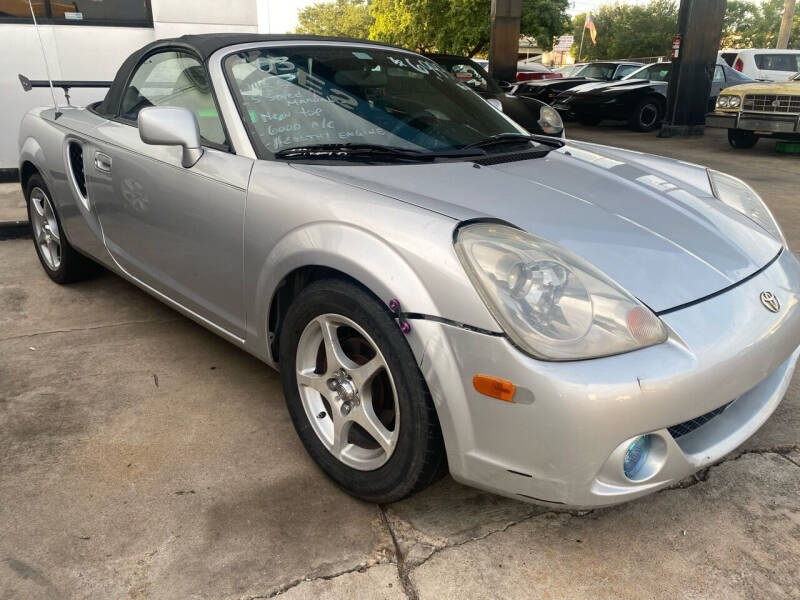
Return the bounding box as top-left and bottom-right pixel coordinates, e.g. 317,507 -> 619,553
777,0 -> 796,49
660,0 -> 727,137
488,0 -> 521,84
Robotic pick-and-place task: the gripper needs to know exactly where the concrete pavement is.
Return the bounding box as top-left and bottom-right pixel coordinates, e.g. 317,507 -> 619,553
1,127 -> 799,599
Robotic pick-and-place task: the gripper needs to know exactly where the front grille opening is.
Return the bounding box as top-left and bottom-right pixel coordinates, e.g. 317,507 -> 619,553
668,401 -> 733,439
743,94 -> 800,114
67,141 -> 88,199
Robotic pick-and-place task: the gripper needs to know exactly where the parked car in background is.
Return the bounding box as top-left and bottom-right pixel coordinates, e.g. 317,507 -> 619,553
428,54 -> 565,136
515,61 -> 643,105
553,63 -> 587,77
720,49 -> 800,82
554,61 -> 751,131
515,61 -> 562,81
707,71 -> 800,148
19,34 -> 800,509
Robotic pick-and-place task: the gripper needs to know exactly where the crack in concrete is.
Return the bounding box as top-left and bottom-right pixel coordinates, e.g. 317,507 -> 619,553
248,561 -> 385,599
379,505 -> 418,600
241,446 -> 800,597
0,318 -> 181,342
669,445 -> 800,490
386,447 -> 800,577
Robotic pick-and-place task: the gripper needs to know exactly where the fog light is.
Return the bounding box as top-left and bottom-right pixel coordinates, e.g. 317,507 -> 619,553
623,435 -> 650,479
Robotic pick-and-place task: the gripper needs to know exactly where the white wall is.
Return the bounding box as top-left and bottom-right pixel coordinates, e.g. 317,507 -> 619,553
1,0 -> 258,171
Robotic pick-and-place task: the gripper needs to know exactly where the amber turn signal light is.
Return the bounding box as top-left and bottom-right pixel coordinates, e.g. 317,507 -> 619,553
472,374 -> 516,402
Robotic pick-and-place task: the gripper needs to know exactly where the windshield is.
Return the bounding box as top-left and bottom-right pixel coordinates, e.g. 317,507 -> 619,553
577,63 -> 615,79
224,45 -> 524,157
623,63 -> 671,82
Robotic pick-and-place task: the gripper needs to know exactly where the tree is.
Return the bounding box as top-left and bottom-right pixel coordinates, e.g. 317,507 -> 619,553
722,0 -> 800,49
570,0 -> 678,61
368,0 -> 570,56
295,0 -> 374,39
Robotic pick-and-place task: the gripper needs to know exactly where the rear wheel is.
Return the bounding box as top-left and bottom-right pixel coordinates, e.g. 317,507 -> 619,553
630,98 -> 662,132
26,174 -> 98,284
728,129 -> 759,149
279,279 -> 445,503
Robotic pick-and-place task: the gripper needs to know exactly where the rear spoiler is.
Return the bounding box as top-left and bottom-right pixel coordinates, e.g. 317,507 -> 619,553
19,74 -> 112,105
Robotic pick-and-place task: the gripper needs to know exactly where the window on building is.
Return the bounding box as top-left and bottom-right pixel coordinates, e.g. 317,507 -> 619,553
0,0 -> 152,26
120,51 -> 227,147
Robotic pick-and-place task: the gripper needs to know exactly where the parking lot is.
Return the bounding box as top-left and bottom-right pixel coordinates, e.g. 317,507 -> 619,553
2,125 -> 799,600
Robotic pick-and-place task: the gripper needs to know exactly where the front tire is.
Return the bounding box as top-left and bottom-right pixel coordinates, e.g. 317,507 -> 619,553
25,174 -> 98,284
728,129 -> 759,149
279,279 -> 445,503
630,98 -> 662,132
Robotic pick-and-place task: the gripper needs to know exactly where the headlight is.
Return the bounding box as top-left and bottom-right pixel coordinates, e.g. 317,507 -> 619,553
538,105 -> 564,135
455,223 -> 667,360
716,95 -> 741,109
707,169 -> 784,243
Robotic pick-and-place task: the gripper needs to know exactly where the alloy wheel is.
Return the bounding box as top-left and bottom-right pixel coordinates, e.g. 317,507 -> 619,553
29,187 -> 62,270
295,313 -> 400,471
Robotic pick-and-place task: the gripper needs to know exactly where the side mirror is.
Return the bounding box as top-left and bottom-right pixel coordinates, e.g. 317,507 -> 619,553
497,80 -> 514,91
138,106 -> 203,168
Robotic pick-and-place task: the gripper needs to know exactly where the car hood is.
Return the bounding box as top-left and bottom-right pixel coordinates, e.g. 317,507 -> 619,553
722,80 -> 800,95
292,142 -> 781,313
565,78 -> 665,95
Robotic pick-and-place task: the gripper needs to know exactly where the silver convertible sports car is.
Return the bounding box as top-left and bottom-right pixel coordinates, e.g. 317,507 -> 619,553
18,34 -> 800,507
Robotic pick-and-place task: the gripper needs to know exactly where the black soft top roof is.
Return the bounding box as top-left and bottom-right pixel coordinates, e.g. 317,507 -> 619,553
99,33 -> 403,116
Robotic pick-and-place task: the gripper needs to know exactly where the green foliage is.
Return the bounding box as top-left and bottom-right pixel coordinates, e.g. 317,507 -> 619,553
295,0 -> 374,39
368,0 -> 570,56
570,0 -> 678,61
722,0 -> 800,49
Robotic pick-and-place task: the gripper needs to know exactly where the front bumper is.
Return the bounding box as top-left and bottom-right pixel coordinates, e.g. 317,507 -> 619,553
414,249 -> 800,508
706,111 -> 800,134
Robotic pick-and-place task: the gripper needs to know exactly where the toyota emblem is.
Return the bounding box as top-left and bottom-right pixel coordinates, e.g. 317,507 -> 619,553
760,291 -> 780,313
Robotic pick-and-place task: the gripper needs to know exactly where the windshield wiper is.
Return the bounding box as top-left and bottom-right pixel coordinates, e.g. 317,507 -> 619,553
274,143 -> 480,161
462,133 -> 565,150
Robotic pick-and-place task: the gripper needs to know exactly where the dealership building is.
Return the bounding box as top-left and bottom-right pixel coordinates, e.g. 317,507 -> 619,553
0,0 -> 260,177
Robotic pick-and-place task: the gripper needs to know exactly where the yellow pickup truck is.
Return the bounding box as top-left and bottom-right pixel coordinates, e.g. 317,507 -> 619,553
706,72 -> 800,148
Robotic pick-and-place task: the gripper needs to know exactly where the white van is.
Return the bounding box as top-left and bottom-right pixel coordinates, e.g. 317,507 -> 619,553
718,49 -> 800,81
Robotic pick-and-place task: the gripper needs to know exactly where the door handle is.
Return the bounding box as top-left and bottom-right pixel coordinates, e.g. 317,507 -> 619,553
94,152 -> 112,173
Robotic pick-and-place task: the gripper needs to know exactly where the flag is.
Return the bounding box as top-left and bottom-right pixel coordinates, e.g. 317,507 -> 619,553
585,14 -> 597,45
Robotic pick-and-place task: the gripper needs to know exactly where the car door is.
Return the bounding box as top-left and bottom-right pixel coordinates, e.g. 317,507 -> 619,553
89,49 -> 252,339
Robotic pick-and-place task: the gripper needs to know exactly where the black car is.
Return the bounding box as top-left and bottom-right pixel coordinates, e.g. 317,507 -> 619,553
427,54 -> 564,136
553,62 -> 753,132
515,61 -> 643,105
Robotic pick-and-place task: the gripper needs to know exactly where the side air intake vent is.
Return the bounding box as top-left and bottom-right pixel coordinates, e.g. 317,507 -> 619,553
67,141 -> 88,199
